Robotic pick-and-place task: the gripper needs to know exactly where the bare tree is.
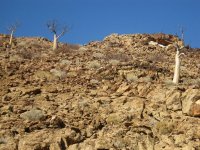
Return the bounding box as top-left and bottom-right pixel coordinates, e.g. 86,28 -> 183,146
47,20 -> 68,50
180,26 -> 185,44
7,22 -> 20,45
172,44 -> 185,84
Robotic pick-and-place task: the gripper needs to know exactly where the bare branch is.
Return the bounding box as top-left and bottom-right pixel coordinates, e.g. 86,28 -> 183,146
56,26 -> 69,39
180,26 -> 184,43
47,20 -> 70,39
174,43 -> 184,51
7,22 -> 20,33
47,20 -> 58,34
178,53 -> 185,57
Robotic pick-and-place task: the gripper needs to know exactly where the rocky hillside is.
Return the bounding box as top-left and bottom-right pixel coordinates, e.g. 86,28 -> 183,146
0,33 -> 200,150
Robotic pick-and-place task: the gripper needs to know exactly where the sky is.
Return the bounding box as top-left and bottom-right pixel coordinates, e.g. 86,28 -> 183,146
0,0 -> 200,48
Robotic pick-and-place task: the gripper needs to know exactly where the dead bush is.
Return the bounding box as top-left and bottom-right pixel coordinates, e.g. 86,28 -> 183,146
147,53 -> 166,63
55,43 -> 80,54
105,53 -> 132,62
18,49 -> 35,60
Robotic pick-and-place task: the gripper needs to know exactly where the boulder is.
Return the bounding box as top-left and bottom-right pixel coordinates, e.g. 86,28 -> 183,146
165,89 -> 181,111
182,89 -> 200,116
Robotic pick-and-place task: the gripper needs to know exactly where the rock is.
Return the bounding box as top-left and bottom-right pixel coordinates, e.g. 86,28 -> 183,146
21,87 -> 41,96
18,128 -> 83,150
49,115 -> 65,128
182,89 -> 200,116
116,82 -> 130,94
1,33 -> 200,149
174,134 -> 186,145
123,97 -> 145,119
165,89 -> 181,111
95,139 -> 111,149
0,136 -> 17,150
189,103 -> 200,117
20,109 -> 46,121
106,112 -> 126,125
138,82 -> 152,97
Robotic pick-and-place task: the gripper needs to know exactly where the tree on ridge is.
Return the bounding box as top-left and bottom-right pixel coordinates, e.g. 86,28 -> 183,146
7,22 -> 20,45
47,20 -> 68,50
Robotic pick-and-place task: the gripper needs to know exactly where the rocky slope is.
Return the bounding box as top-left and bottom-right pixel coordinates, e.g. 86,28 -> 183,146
0,33 -> 200,150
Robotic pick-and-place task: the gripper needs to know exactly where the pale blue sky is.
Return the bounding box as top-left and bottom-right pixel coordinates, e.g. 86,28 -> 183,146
0,0 -> 200,47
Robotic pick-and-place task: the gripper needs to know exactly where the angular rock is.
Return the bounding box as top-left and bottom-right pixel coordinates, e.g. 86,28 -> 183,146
123,97 -> 145,119
182,89 -> 200,116
189,103 -> 200,117
116,82 -> 130,94
165,89 -> 181,111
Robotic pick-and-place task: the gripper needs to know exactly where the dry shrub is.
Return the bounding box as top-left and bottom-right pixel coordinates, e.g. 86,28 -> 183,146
155,121 -> 175,135
87,60 -> 101,69
126,72 -> 138,82
31,43 -> 43,49
109,59 -> 120,66
55,43 -> 80,53
148,53 -> 166,63
105,53 -> 132,62
93,52 -> 105,59
18,49 -> 35,60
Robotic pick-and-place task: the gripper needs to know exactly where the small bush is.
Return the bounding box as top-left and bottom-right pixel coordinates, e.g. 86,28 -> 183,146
60,59 -> 72,66
87,60 -> 101,69
126,72 -> 138,82
0,138 -> 6,144
164,79 -> 176,86
18,50 -> 35,59
147,53 -> 166,63
50,69 -> 66,78
139,76 -> 152,83
109,59 -> 120,66
93,52 -> 105,59
155,121 -> 175,135
105,53 -> 132,62
184,78 -> 200,86
55,43 -> 80,53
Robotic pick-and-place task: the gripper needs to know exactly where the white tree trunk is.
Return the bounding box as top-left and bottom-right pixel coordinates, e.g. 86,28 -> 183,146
173,50 -> 181,84
9,31 -> 14,45
53,34 -> 57,50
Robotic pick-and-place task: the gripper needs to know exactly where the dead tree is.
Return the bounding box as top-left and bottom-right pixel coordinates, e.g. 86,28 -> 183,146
180,26 -> 185,45
47,20 -> 68,50
172,44 -> 185,84
7,22 -> 19,45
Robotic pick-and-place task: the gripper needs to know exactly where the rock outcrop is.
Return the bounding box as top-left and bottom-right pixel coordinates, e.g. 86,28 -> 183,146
0,33 -> 200,149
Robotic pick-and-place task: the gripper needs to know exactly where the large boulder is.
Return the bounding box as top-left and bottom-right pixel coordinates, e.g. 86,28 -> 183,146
182,89 -> 200,117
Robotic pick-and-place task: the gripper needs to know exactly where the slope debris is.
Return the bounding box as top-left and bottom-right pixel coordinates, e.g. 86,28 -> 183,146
0,33 -> 200,150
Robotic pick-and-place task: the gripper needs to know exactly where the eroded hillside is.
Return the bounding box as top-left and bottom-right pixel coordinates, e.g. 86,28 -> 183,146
0,33 -> 200,150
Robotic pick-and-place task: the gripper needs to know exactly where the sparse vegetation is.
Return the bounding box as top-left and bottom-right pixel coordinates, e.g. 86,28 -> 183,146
105,53 -> 132,62
0,33 -> 199,149
87,60 -> 101,69
126,72 -> 138,82
155,121 -> 175,135
109,59 -> 120,66
93,52 -> 105,59
47,20 -> 69,50
7,22 -> 20,45
54,43 -> 80,54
